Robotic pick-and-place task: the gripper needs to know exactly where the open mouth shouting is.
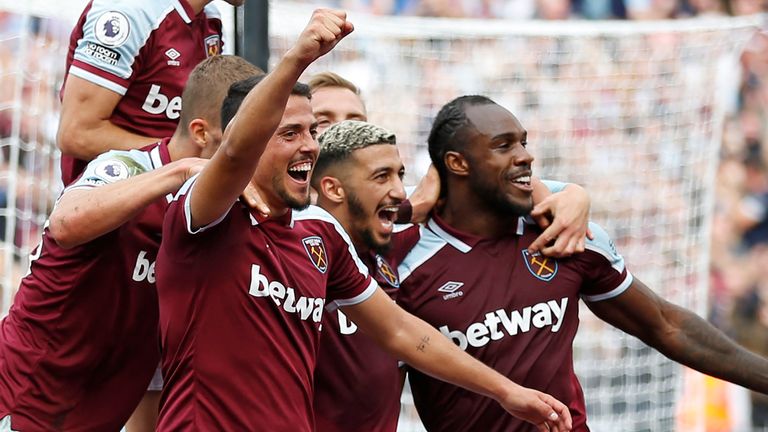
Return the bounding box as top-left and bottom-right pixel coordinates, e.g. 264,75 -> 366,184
287,160 -> 313,183
376,203 -> 400,232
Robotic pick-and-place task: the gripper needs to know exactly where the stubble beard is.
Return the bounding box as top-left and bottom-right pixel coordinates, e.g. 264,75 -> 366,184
347,191 -> 391,255
469,174 -> 533,218
273,176 -> 311,211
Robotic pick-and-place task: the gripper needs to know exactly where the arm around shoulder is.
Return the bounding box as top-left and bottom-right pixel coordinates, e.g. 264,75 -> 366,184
49,156 -> 206,248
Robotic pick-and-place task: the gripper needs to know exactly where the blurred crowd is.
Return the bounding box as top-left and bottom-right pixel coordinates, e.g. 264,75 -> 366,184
295,0 -> 765,19
711,28 -> 768,430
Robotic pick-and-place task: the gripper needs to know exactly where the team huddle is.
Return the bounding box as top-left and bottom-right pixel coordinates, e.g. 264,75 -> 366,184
0,1 -> 767,432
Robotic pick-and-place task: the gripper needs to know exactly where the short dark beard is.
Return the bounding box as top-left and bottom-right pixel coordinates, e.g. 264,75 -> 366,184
273,176 -> 310,211
468,170 -> 532,217
347,191 -> 391,255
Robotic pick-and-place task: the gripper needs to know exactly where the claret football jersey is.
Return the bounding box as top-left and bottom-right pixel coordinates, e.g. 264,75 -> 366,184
156,183 -> 378,432
397,215 -> 632,432
0,141 -> 172,431
313,224 -> 421,432
60,0 -> 222,185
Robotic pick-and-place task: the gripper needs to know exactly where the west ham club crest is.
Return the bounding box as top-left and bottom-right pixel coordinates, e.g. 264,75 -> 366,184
303,236 -> 328,273
522,250 -> 558,282
204,35 -> 221,57
375,255 -> 399,288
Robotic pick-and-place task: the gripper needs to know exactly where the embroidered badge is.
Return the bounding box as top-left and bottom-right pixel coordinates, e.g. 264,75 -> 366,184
522,250 -> 558,282
303,236 -> 328,273
376,255 -> 399,288
204,35 -> 221,57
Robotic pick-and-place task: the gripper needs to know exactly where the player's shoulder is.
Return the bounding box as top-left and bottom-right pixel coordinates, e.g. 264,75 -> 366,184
398,221 -> 452,282
66,149 -> 153,190
294,205 -> 338,224
93,148 -> 154,173
84,0 -> 184,39
293,206 -> 352,237
391,222 -> 422,247
87,0 -> 179,19
583,221 -> 623,263
202,2 -> 222,20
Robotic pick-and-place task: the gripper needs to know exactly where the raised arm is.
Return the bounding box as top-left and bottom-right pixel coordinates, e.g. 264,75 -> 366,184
188,9 -> 353,228
49,156 -> 205,248
57,77 -> 160,160
343,288 -> 573,432
588,278 -> 768,394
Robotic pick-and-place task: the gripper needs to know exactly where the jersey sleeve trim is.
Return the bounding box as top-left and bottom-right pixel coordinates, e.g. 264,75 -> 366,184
329,278 -> 378,309
149,146 -> 163,170
541,179 -> 569,194
426,218 -> 471,253
173,0 -> 193,23
582,272 -> 633,302
393,222 -> 415,233
583,222 -> 626,273
179,176 -> 231,234
74,0 -> 178,81
63,149 -> 153,193
202,2 -> 222,20
398,225 -> 448,282
68,65 -> 128,95
294,206 -> 370,276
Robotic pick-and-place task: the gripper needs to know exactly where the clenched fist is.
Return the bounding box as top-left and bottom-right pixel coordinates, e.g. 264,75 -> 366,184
289,9 -> 354,66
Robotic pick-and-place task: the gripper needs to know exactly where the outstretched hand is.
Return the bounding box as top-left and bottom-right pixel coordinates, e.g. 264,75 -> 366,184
500,386 -> 573,432
528,183 -> 592,258
290,9 -> 354,66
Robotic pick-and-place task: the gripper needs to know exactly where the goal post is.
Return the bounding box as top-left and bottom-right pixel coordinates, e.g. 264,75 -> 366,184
268,2 -> 758,430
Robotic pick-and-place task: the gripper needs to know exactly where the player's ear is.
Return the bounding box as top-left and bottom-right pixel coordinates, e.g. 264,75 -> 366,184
188,118 -> 209,150
319,176 -> 345,204
444,151 -> 469,177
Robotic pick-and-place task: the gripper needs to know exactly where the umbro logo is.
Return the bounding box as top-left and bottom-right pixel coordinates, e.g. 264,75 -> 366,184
165,48 -> 181,66
437,281 -> 464,300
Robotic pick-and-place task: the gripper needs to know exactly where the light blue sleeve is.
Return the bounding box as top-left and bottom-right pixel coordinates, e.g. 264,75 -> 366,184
581,221 -> 634,302
540,179 -> 570,194
70,0 -> 176,91
66,149 -> 153,191
585,222 -> 625,269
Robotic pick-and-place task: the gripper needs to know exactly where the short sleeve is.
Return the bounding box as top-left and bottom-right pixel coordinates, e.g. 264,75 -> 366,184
294,207 -> 377,310
170,174 -> 231,235
577,222 -> 634,302
541,179 -> 569,194
69,0 -> 162,94
64,148 -> 153,192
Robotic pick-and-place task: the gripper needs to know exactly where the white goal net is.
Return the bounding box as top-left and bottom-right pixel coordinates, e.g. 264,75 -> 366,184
269,3 -> 759,431
0,0 -> 236,313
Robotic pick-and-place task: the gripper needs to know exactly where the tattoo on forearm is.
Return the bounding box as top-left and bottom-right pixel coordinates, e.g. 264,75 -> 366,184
417,336 -> 430,352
